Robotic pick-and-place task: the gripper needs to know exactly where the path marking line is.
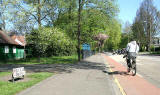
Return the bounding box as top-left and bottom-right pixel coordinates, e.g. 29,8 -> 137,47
106,62 -> 127,95
137,73 -> 143,78
114,78 -> 126,95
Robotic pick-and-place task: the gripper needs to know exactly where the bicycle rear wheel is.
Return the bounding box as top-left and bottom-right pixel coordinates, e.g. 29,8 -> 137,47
131,62 -> 136,76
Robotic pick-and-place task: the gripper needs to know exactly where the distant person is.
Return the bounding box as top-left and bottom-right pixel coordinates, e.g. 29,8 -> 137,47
126,40 -> 139,72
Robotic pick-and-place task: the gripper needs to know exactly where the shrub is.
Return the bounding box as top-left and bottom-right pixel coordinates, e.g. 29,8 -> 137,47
26,27 -> 76,57
150,45 -> 155,52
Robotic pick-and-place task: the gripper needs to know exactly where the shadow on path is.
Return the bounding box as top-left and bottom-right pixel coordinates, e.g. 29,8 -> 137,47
0,60 -> 108,74
103,70 -> 129,76
0,54 -> 131,77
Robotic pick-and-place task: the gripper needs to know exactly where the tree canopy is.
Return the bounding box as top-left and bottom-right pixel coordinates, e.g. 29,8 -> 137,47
132,0 -> 160,51
0,0 -> 122,58
27,27 -> 76,57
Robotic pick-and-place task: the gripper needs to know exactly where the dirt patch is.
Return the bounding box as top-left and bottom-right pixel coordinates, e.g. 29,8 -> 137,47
0,73 -> 32,82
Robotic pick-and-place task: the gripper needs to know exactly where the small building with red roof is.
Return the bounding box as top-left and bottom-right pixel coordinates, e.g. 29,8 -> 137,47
0,30 -> 26,60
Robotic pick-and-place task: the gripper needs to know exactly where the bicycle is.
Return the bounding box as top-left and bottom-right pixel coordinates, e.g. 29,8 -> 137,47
123,54 -> 136,76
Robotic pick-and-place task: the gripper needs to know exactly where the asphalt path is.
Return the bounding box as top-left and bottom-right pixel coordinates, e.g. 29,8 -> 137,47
7,53 -> 160,95
17,54 -> 122,95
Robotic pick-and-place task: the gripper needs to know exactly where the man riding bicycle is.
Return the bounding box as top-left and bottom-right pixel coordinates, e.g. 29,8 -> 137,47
125,41 -> 139,73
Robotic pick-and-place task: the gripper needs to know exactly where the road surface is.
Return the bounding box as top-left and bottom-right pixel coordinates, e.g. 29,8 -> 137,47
109,53 -> 160,88
16,53 -> 160,95
17,54 -> 122,95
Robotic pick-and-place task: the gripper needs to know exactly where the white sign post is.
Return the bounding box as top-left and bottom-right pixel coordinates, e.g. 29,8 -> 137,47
12,67 -> 26,82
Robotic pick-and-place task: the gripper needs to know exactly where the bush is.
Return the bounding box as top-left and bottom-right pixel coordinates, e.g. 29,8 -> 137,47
26,27 -> 76,57
150,45 -> 155,52
155,46 -> 160,51
150,45 -> 160,52
141,45 -> 146,52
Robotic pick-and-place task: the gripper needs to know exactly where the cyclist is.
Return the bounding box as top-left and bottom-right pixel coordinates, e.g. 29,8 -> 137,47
126,40 -> 139,72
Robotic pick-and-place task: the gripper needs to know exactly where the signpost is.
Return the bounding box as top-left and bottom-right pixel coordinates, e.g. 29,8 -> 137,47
12,67 -> 26,82
82,43 -> 91,51
82,43 -> 91,59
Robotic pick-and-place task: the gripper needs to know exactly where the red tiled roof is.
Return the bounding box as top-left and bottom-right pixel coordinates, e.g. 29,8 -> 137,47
10,35 -> 26,46
0,30 -> 16,45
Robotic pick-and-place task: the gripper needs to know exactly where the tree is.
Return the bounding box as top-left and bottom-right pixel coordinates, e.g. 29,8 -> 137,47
77,0 -> 119,60
1,0 -> 121,60
119,33 -> 129,48
94,33 -> 108,52
132,21 -> 147,51
123,21 -> 132,43
77,0 -> 83,61
0,0 -> 8,30
3,0 -> 78,34
53,0 -> 119,61
6,0 -> 59,29
132,0 -> 160,51
104,19 -> 121,51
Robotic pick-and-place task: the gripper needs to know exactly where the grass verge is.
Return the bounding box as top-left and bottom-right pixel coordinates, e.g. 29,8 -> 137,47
0,72 -> 11,77
150,51 -> 160,54
0,55 -> 78,64
0,72 -> 53,95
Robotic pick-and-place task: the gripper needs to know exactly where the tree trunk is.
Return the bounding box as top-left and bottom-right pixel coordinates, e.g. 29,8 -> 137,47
77,0 -> 82,61
37,56 -> 40,63
148,21 -> 152,51
68,2 -> 72,21
147,22 -> 151,52
38,0 -> 41,27
98,44 -> 100,53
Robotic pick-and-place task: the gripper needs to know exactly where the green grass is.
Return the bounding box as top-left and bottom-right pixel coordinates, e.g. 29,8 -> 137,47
0,72 -> 53,95
150,51 -> 160,54
0,72 -> 11,77
40,55 -> 78,64
0,55 -> 78,64
139,51 -> 160,55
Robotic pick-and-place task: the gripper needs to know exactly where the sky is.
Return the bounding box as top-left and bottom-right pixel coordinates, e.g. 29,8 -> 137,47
117,0 -> 160,25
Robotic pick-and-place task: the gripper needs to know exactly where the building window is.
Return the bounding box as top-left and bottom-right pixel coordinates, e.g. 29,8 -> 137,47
13,46 -> 16,53
5,46 -> 9,53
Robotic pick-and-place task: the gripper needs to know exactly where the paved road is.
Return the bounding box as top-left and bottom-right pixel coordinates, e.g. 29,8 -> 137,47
17,54 -> 122,95
104,54 -> 160,95
16,53 -> 160,95
108,53 -> 160,88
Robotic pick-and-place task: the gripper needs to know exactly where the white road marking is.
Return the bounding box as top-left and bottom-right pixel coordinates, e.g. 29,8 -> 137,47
137,63 -> 143,65
137,73 -> 143,78
137,60 -> 140,62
